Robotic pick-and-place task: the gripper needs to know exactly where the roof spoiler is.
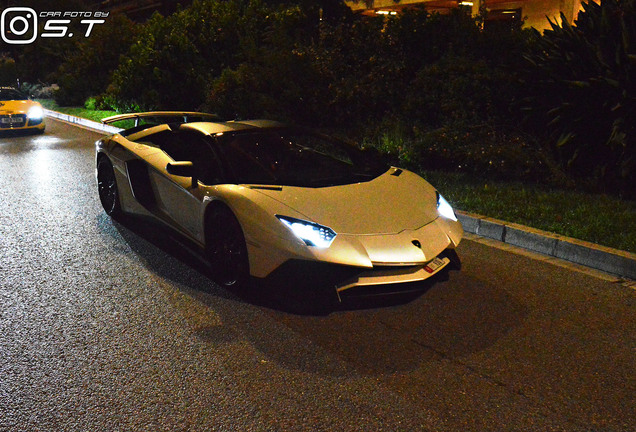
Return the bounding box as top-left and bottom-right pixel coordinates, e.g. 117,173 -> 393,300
101,111 -> 220,126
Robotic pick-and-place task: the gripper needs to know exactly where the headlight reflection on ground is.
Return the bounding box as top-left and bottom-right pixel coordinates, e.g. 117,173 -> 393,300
33,148 -> 54,183
32,135 -> 66,146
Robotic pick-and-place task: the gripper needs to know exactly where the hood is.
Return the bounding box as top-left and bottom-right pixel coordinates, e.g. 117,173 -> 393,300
252,168 -> 440,235
0,100 -> 39,115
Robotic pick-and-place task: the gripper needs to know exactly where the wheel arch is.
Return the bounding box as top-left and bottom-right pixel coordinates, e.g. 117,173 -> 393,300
203,198 -> 238,242
96,150 -> 109,167
202,198 -> 251,286
96,151 -> 122,217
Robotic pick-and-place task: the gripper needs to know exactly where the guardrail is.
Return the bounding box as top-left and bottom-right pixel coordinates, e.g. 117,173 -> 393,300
44,109 -> 123,134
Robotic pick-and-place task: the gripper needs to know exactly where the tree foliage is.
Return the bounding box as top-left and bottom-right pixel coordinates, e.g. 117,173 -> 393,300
523,0 -> 636,195
106,0 -> 282,110
53,14 -> 138,106
26,0 -> 632,196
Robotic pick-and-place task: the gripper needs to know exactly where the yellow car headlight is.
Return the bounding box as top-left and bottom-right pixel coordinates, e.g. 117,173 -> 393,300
27,106 -> 44,120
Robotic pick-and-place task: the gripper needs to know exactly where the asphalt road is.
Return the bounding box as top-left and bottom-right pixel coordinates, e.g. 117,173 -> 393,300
0,118 -> 634,432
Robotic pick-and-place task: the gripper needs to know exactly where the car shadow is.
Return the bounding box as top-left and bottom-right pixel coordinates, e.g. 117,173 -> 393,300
97,212 -> 529,377
105,213 -> 436,316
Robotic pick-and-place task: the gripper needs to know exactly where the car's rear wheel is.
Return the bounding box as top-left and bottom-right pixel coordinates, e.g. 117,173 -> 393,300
206,206 -> 250,289
97,156 -> 122,217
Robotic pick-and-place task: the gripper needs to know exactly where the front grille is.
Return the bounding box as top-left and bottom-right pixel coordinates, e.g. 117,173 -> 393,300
337,280 -> 432,300
370,264 -> 423,271
0,114 -> 27,129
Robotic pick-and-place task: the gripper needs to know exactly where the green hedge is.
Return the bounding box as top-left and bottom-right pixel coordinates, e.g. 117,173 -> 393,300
45,0 -> 633,197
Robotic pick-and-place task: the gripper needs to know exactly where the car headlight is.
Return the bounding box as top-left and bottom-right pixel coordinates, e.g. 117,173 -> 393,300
276,215 -> 337,248
437,192 -> 457,221
27,106 -> 44,120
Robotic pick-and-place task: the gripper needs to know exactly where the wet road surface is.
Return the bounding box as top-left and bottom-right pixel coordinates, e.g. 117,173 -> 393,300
0,118 -> 634,431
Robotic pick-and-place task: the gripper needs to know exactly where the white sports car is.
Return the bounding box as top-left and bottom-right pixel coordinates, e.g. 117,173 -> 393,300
96,112 -> 463,301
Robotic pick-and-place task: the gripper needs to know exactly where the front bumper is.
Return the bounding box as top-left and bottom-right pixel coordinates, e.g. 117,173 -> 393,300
260,248 -> 460,301
247,215 -> 464,279
0,114 -> 45,131
335,256 -> 450,292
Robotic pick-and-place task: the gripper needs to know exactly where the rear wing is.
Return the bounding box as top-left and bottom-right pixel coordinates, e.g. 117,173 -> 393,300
101,111 -> 220,127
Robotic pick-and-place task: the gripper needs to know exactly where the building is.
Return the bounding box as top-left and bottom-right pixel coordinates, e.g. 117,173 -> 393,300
345,0 -> 586,31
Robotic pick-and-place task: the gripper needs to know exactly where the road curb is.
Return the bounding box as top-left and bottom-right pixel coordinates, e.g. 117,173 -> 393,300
457,211 -> 636,280
44,109 -> 635,280
44,109 -> 122,134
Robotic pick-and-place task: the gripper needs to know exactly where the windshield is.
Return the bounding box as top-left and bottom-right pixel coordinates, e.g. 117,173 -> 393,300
0,88 -> 27,101
219,129 -> 388,187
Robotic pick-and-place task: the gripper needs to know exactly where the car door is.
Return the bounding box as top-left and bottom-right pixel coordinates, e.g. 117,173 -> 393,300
146,129 -> 222,241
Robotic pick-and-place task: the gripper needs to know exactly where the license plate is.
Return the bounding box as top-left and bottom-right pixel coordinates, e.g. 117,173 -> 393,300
1,117 -> 24,124
424,257 -> 446,273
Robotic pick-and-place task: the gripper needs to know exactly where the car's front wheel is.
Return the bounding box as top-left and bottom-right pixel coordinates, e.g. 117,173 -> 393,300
206,206 -> 250,289
97,156 -> 122,218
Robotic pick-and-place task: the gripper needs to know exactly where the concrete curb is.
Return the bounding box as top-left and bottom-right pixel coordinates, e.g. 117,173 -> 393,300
457,211 -> 636,280
44,109 -> 635,280
44,109 -> 123,134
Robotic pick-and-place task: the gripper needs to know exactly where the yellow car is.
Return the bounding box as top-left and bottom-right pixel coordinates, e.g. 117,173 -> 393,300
0,87 -> 45,133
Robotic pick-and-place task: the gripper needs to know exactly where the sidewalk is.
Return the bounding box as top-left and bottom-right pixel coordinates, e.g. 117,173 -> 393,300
45,109 -> 636,281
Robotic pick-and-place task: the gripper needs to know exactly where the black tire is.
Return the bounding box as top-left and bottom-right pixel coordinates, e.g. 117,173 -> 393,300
97,156 -> 122,217
206,206 -> 250,289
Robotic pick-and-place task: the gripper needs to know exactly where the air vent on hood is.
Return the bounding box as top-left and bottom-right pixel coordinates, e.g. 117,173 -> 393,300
248,185 -> 283,191
390,168 -> 403,177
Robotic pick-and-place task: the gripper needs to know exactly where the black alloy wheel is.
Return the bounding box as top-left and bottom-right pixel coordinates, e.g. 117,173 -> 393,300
206,206 -> 250,289
97,157 -> 122,217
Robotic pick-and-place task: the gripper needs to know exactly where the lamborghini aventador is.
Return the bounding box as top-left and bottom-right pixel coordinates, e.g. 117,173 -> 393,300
95,112 -> 463,300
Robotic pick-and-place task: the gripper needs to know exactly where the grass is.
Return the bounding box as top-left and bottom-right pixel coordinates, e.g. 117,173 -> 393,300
39,99 -> 636,253
39,99 -> 118,123
424,170 -> 636,253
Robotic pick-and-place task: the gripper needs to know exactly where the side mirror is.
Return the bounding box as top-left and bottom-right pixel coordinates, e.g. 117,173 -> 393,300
167,161 -> 197,188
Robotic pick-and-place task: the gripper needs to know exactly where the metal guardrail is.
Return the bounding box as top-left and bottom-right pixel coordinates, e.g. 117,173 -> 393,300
44,109 -> 123,134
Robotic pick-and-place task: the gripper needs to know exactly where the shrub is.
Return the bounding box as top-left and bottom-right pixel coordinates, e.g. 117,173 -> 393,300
84,97 -> 98,111
404,55 -> 519,129
411,124 -> 551,181
364,116 -> 551,182
362,49 -> 550,181
18,82 -> 57,99
523,0 -> 636,196
206,7 -> 491,129
205,4 -> 322,122
53,14 -> 138,107
106,0 -> 279,112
